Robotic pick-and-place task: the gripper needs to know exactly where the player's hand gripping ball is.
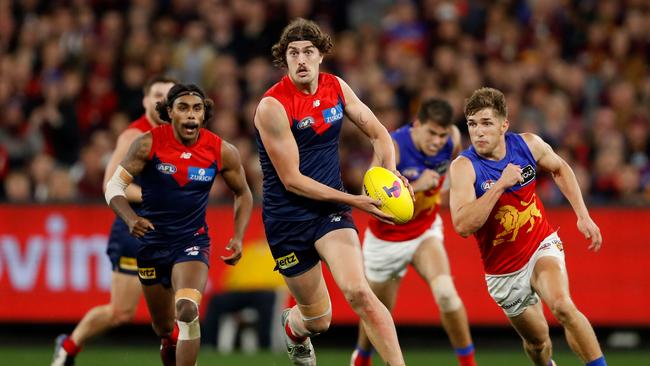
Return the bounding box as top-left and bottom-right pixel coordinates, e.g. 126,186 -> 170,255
363,167 -> 414,224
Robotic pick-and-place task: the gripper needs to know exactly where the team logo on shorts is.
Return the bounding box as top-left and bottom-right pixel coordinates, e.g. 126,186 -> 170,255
297,116 -> 315,130
276,252 -> 299,270
156,163 -> 177,175
188,167 -> 215,182
138,267 -> 156,279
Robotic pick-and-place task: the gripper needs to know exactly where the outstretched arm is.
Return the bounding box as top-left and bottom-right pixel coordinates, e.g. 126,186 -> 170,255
449,156 -> 522,237
254,96 -> 392,222
522,133 -> 602,251
219,140 -> 253,265
105,132 -> 154,237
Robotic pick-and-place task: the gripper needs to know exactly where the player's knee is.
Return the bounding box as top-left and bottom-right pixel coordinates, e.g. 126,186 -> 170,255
111,306 -> 137,325
431,274 -> 463,313
175,288 -> 202,323
152,321 -> 175,338
549,296 -> 577,324
175,288 -> 202,341
342,284 -> 373,311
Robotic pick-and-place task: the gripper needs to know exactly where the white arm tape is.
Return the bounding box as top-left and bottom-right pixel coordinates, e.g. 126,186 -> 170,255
105,165 -> 133,205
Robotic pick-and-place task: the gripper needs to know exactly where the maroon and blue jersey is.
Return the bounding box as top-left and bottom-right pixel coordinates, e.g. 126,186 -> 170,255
256,73 -> 348,220
460,132 -> 554,274
369,125 -> 454,241
138,124 -> 222,247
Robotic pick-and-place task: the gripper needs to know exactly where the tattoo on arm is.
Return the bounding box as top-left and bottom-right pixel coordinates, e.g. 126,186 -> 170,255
121,134 -> 151,176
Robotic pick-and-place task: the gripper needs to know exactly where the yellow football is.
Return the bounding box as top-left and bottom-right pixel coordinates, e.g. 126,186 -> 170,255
362,167 -> 414,224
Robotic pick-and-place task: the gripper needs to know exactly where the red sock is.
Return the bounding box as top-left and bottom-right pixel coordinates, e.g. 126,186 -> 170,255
458,352 -> 477,366
170,323 -> 179,344
353,347 -> 373,366
284,320 -> 307,343
63,337 -> 81,356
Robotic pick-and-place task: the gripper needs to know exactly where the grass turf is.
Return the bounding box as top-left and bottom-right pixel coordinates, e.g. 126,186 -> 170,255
2,345 -> 649,365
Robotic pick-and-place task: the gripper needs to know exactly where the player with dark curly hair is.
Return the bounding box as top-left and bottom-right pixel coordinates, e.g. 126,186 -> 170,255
255,18 -> 408,366
105,83 -> 253,366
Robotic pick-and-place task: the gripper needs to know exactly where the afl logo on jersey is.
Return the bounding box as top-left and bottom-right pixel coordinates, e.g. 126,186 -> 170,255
297,116 -> 315,130
156,163 -> 177,175
481,179 -> 495,191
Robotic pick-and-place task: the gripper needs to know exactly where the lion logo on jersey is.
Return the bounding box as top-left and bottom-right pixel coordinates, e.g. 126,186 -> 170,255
492,196 -> 542,246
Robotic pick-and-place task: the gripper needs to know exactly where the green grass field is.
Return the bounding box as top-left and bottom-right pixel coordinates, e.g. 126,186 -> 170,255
2,346 -> 648,366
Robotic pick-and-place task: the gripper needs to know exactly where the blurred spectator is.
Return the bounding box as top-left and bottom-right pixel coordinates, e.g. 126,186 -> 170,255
0,1 -> 647,206
4,171 -> 32,202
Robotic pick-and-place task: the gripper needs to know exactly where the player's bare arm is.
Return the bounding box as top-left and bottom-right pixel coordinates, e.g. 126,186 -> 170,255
338,77 -> 413,199
105,132 -> 155,238
449,156 -> 521,237
337,77 -> 397,170
219,141 -> 253,265
522,132 -> 602,251
255,96 -> 393,222
103,128 -> 144,202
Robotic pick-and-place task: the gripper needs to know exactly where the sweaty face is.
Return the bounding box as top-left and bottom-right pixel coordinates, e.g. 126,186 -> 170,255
466,108 -> 508,158
412,120 -> 450,156
169,94 -> 204,144
144,82 -> 175,124
286,40 -> 323,89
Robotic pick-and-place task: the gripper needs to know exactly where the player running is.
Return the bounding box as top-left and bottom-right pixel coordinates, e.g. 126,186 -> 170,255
352,99 -> 477,366
255,18 -> 409,366
105,83 -> 253,366
52,76 -> 176,366
449,87 -> 606,366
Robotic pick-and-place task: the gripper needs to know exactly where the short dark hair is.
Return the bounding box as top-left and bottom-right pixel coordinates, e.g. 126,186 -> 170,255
464,87 -> 507,119
142,75 -> 178,95
271,18 -> 333,68
417,99 -> 454,127
155,84 -> 214,123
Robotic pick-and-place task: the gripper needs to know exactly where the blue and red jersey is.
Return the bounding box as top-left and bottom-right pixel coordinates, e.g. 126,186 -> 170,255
139,124 -> 222,246
256,72 -> 348,220
461,133 -> 554,275
369,125 -> 454,241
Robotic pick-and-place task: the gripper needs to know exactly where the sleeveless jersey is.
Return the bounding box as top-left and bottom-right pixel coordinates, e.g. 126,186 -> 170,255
369,125 -> 454,241
460,133 -> 554,275
256,73 -> 348,220
139,124 -> 222,246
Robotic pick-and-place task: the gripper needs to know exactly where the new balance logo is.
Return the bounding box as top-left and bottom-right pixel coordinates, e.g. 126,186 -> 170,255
382,181 -> 402,198
180,152 -> 192,159
184,246 -> 200,256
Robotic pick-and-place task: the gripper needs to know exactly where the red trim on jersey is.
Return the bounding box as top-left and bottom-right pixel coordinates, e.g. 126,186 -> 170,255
263,73 -> 345,128
149,124 -> 223,187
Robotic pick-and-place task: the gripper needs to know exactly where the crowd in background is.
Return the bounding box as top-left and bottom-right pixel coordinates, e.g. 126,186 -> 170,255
0,0 -> 648,206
